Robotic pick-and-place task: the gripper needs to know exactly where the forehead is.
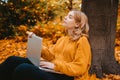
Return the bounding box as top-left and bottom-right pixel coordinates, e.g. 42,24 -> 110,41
68,11 -> 74,16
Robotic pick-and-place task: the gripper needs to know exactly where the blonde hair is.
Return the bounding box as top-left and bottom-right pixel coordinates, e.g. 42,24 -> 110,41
68,10 -> 89,41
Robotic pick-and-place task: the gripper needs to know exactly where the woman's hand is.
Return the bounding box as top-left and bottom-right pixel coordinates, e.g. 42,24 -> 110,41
26,31 -> 35,38
40,61 -> 55,70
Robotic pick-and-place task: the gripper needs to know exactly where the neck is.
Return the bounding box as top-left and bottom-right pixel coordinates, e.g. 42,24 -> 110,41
67,29 -> 73,36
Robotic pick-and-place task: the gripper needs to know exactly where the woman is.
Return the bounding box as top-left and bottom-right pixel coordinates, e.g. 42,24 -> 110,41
0,10 -> 98,80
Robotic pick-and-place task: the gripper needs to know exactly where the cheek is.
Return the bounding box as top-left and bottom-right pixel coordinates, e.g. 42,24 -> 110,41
68,21 -> 76,28
66,24 -> 75,29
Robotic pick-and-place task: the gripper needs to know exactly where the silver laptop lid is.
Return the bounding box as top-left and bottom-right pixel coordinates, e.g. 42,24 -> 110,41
26,34 -> 42,67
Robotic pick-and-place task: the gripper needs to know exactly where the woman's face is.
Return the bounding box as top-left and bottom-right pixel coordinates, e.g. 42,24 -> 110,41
62,11 -> 76,30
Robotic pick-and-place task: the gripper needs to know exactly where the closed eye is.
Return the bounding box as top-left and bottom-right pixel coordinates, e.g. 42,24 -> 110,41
69,15 -> 74,19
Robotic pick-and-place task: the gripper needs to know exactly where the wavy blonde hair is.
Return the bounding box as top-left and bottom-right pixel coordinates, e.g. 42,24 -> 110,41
68,10 -> 89,41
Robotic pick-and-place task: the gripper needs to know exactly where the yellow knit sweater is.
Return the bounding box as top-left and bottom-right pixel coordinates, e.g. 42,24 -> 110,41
41,36 -> 99,80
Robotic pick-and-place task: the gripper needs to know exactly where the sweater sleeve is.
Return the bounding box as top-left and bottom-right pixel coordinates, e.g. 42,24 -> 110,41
41,37 -> 64,61
53,37 -> 91,76
41,45 -> 55,61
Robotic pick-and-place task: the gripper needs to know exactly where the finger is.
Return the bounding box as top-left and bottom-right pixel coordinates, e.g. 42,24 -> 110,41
28,32 -> 34,38
26,31 -> 30,34
40,62 -> 46,66
40,64 -> 49,68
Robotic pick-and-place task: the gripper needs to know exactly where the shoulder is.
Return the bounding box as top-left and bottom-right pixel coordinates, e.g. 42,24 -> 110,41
56,36 -> 68,43
77,36 -> 89,43
57,36 -> 69,41
76,36 -> 91,51
76,36 -> 90,48
57,36 -> 66,41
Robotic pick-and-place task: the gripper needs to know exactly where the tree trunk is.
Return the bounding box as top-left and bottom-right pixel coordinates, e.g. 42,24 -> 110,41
81,0 -> 120,78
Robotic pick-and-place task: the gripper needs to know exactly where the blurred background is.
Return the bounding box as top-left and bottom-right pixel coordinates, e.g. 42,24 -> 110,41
0,0 -> 82,39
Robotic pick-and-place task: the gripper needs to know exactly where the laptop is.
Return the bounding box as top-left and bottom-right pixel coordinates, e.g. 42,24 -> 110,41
26,34 -> 61,74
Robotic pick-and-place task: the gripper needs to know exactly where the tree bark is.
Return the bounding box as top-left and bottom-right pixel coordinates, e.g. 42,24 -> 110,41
81,0 -> 120,78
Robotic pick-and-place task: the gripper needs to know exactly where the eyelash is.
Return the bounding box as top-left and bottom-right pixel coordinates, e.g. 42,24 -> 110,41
69,16 -> 73,19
